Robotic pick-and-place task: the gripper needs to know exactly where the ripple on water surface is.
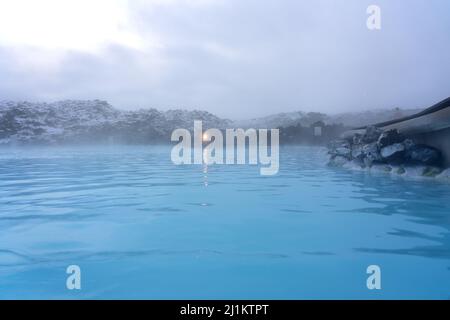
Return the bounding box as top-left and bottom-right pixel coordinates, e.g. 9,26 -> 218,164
0,145 -> 449,299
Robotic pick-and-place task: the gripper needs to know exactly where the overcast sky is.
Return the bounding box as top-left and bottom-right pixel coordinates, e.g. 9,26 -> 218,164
0,0 -> 449,118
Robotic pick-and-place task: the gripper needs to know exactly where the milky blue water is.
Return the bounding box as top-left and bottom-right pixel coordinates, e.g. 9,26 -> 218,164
0,145 -> 449,300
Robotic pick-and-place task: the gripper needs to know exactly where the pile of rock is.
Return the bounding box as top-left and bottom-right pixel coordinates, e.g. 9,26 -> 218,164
327,126 -> 448,178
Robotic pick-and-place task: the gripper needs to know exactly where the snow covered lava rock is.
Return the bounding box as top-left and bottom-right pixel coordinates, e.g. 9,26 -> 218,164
380,143 -> 406,162
404,144 -> 441,166
0,100 -> 231,145
327,126 -> 447,179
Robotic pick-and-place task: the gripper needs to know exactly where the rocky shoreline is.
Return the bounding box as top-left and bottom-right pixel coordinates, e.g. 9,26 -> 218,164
327,126 -> 450,180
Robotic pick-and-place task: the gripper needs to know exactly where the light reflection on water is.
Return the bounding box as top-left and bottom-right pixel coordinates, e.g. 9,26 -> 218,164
0,145 -> 449,299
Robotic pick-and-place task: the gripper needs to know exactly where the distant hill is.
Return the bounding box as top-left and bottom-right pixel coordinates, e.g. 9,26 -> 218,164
232,111 -> 328,129
233,108 -> 421,129
0,99 -> 423,145
327,108 -> 422,128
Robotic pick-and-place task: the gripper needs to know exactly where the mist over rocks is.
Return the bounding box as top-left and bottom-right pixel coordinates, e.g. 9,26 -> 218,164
328,126 -> 446,180
232,108 -> 421,129
0,100 -> 231,145
0,99 -> 426,146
